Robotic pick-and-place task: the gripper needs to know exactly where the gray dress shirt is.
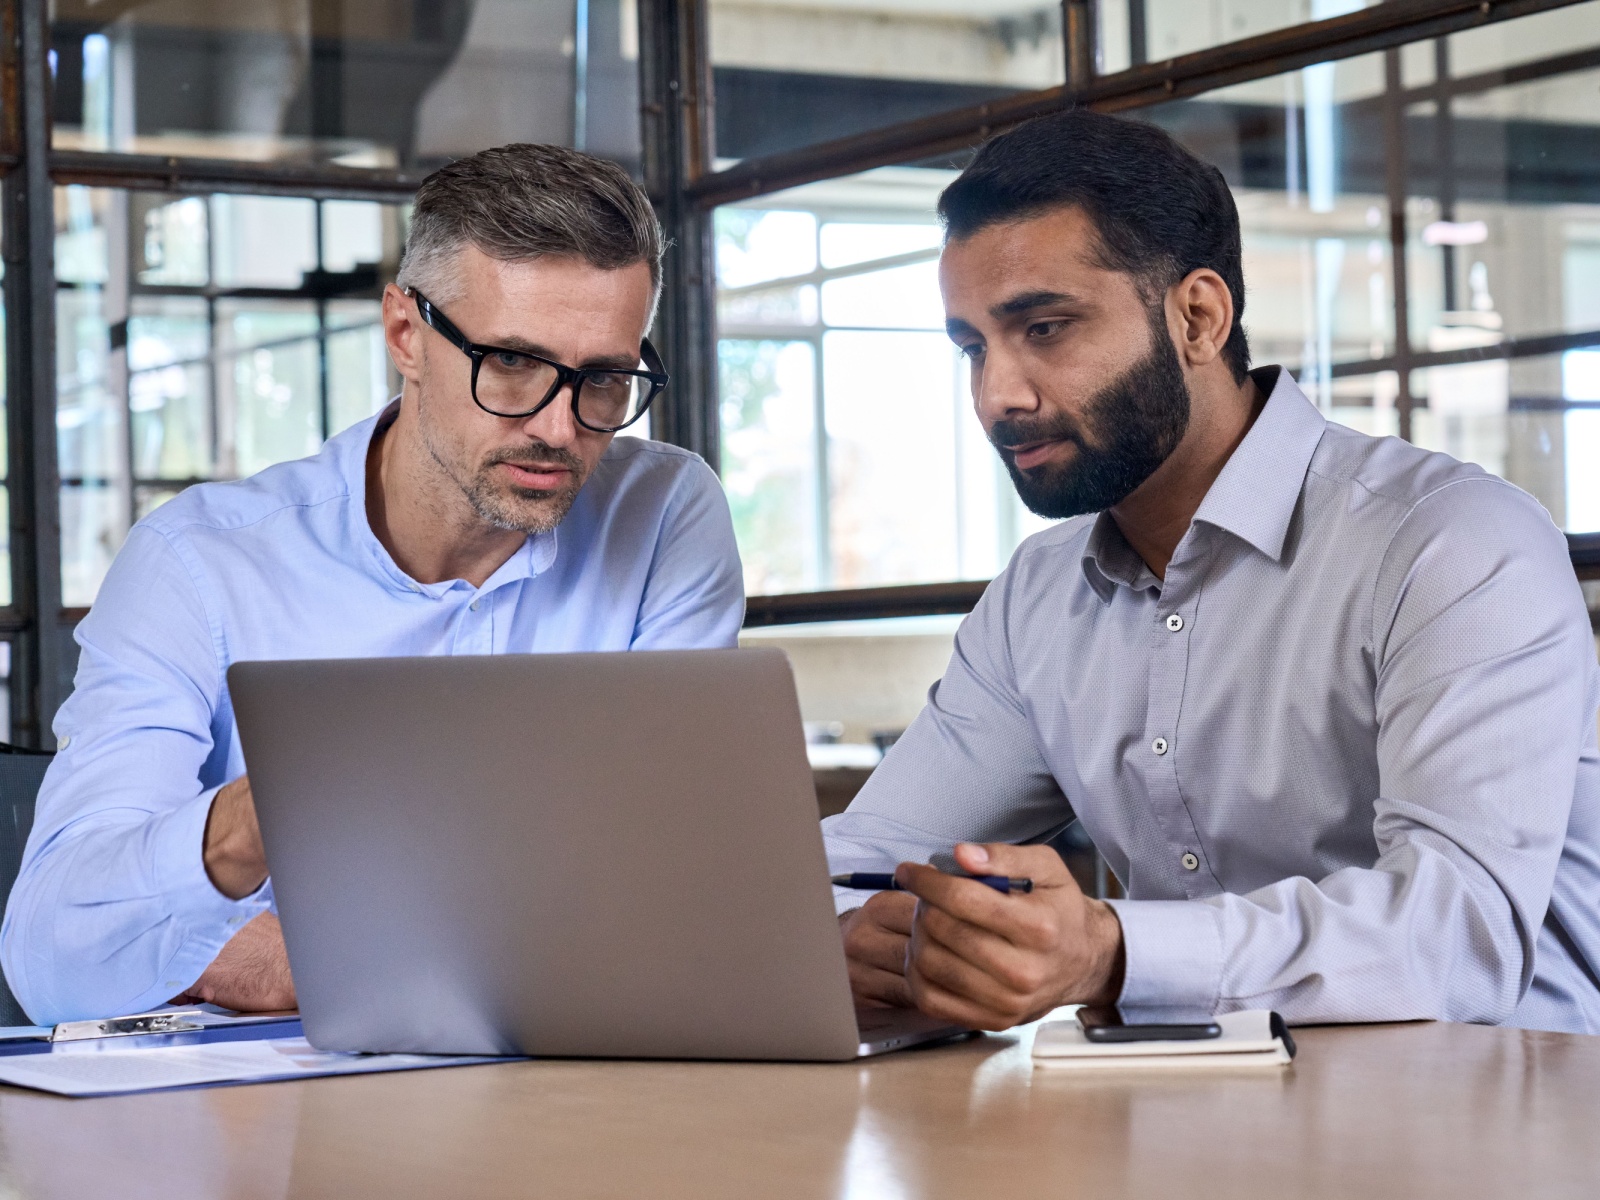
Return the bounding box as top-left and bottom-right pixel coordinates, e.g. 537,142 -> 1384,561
823,367 -> 1600,1034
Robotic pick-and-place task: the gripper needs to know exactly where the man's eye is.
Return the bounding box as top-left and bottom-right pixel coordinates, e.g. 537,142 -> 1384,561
1027,320 -> 1069,339
958,343 -> 985,361
492,351 -> 531,370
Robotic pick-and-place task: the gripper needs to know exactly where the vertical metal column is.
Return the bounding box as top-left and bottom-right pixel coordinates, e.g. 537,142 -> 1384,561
3,0 -> 70,745
638,0 -> 720,471
1383,47 -> 1416,444
1064,0 -> 1097,94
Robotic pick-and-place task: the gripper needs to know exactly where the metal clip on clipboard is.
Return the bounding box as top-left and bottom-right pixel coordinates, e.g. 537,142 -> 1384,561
50,1010 -> 205,1043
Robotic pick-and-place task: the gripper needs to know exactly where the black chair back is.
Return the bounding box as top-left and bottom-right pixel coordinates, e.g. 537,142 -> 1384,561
0,743 -> 54,1026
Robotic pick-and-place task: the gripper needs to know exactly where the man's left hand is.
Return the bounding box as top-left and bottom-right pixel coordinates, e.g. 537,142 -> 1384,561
897,842 -> 1125,1031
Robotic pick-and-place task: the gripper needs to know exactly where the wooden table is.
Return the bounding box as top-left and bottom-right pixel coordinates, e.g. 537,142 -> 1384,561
0,1020 -> 1596,1198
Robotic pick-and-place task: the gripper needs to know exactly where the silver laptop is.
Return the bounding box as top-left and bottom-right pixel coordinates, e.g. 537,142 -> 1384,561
228,648 -> 969,1061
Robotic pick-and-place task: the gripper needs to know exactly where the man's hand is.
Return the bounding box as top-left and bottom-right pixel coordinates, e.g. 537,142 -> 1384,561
203,774 -> 268,900
898,842 -> 1125,1031
839,890 -> 917,1008
174,912 -> 297,1012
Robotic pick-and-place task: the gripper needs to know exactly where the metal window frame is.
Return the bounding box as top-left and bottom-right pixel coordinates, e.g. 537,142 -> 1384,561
0,0 -> 1595,742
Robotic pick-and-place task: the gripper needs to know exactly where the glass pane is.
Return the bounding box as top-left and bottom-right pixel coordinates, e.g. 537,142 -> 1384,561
129,296 -> 213,481
217,301 -> 323,478
709,0 -> 1064,162
1098,1 -> 1387,74
212,196 -> 319,290
1413,351 -> 1600,535
49,0 -> 640,170
715,167 -> 1053,595
720,339 -> 820,594
1402,2 -> 1600,352
61,485 -> 126,608
326,299 -> 395,434
1132,53 -> 1394,410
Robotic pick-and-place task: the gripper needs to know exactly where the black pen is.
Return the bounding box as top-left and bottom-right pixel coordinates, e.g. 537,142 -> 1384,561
831,871 -> 1034,895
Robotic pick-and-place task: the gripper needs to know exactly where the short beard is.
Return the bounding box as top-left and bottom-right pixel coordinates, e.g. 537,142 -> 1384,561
416,382 -> 588,536
990,308 -> 1191,520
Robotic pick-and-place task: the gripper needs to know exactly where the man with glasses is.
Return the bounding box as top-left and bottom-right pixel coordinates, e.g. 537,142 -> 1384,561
4,145 -> 744,1023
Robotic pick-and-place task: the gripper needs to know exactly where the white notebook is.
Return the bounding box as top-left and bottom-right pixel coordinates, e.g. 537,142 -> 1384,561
1032,1009 -> 1294,1070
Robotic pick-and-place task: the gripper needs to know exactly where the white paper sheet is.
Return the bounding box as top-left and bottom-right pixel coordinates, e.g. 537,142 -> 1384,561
0,1036 -> 509,1097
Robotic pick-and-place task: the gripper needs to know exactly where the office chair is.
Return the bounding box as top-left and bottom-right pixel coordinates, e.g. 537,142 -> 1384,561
0,743 -> 54,1026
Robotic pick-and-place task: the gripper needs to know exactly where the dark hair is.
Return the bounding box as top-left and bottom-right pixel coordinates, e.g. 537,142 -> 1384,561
398,143 -> 662,304
938,109 -> 1250,383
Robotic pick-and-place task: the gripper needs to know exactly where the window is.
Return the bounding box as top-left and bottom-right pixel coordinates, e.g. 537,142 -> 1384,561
2,0 -> 1595,746
54,187 -> 407,605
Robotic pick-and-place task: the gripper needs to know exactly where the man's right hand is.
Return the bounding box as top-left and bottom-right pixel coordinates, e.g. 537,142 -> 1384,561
203,774 -> 268,900
839,890 -> 917,1008
177,912 -> 296,1012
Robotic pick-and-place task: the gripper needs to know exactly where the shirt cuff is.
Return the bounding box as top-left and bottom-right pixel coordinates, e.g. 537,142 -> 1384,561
1106,898 -> 1224,1012
834,886 -> 866,916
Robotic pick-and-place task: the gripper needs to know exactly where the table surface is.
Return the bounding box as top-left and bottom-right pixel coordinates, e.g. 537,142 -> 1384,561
0,1019 -> 1595,1199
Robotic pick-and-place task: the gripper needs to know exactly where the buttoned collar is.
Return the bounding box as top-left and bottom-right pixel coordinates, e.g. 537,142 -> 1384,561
339,399 -> 559,599
1080,366 -> 1326,601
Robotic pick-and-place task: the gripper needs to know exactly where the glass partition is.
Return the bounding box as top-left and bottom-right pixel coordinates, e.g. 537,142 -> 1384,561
709,0 -> 1065,162
54,186 -> 406,606
49,0 -> 641,169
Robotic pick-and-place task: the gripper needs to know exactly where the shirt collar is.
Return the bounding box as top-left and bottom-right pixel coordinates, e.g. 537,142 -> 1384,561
1190,366 -> 1326,563
342,399 -> 558,598
1079,366 -> 1326,600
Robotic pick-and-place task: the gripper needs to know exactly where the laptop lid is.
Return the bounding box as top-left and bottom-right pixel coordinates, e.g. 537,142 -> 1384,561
229,648 -> 862,1062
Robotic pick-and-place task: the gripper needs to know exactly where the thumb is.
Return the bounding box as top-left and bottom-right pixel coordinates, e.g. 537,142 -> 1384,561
952,841 -> 1076,889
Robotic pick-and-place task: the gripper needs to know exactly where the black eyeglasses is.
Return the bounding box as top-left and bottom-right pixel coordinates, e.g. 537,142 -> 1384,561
405,287 -> 668,433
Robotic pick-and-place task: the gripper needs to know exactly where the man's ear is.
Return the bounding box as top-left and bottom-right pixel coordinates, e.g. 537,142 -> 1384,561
1169,268 -> 1234,369
382,283 -> 425,384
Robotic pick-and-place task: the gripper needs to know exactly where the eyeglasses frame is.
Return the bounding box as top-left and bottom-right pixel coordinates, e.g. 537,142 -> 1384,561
403,286 -> 669,433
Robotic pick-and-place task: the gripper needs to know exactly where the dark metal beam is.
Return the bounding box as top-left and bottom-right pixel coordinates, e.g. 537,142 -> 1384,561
639,0 -> 720,470
1382,47 -> 1416,443
685,0 -> 1589,208
48,149 -> 428,201
743,580 -> 989,626
1329,326 -> 1600,378
3,0 -> 69,746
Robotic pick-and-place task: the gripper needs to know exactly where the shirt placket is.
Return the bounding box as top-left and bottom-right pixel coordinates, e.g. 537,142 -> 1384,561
1140,560 -> 1215,898
452,585 -> 496,655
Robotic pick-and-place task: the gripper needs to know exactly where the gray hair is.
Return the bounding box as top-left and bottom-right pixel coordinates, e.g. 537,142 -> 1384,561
396,143 -> 663,307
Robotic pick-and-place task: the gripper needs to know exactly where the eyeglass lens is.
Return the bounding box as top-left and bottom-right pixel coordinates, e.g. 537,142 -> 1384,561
475,350 -> 653,429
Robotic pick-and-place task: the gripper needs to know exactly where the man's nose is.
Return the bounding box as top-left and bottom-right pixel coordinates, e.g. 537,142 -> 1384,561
520,382 -> 582,447
973,350 -> 1041,428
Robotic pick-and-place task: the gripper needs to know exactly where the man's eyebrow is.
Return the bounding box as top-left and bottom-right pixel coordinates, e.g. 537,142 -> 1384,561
945,316 -> 979,339
990,290 -> 1083,318
480,336 -> 638,370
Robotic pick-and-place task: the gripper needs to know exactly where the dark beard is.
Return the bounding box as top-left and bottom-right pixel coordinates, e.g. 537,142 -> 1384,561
990,313 -> 1191,520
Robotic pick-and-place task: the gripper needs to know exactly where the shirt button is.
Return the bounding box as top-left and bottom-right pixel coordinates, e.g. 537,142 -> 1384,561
1152,737 -> 1168,755
1165,613 -> 1184,632
57,735 -> 71,749
470,599 -> 480,611
1181,851 -> 1200,871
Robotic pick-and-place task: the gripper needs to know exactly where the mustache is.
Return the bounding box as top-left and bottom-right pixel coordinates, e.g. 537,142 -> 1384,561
484,442 -> 586,473
988,414 -> 1087,461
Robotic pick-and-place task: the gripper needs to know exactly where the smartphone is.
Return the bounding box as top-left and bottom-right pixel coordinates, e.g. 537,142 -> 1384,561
1076,1006 -> 1222,1043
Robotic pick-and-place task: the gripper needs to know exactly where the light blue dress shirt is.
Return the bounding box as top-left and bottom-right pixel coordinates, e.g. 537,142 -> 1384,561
825,368 -> 1600,1034
3,405 -> 744,1024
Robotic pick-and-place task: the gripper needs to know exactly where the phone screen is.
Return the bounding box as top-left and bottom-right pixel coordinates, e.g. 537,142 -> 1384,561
1075,1007 -> 1222,1042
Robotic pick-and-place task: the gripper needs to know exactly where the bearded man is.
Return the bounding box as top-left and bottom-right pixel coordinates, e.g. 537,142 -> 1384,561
828,110 -> 1600,1034
4,145 -> 744,1024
